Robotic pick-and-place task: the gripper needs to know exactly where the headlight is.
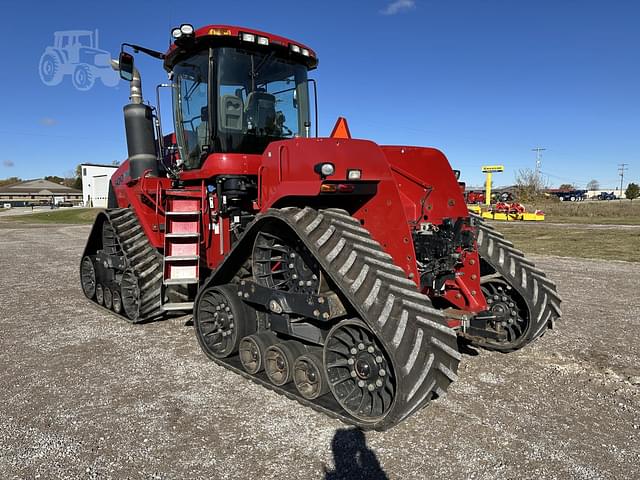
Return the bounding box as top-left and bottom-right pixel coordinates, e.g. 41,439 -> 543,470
320,163 -> 335,176
180,24 -> 194,35
301,48 -> 310,57
290,44 -> 301,53
347,169 -> 362,180
314,162 -> 335,177
171,28 -> 182,39
241,32 -> 256,42
257,36 -> 269,46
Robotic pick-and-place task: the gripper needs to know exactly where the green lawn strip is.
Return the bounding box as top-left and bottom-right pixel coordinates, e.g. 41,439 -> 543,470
493,223 -> 640,262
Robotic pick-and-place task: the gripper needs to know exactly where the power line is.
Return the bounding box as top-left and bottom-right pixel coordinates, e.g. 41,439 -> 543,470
618,163 -> 628,196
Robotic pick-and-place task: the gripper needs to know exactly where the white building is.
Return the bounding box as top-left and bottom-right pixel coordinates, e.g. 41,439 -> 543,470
81,164 -> 119,207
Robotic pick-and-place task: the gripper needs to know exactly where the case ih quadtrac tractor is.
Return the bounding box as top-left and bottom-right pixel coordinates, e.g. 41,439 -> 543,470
80,24 -> 562,430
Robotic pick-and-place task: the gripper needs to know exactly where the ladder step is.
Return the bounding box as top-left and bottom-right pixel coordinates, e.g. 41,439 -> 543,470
164,277 -> 199,285
162,302 -> 194,312
165,233 -> 199,239
166,211 -> 200,216
165,255 -> 200,262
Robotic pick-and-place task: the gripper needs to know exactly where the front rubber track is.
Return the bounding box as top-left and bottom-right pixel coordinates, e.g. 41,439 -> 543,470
195,207 -> 461,430
83,208 -> 164,323
472,213 -> 563,351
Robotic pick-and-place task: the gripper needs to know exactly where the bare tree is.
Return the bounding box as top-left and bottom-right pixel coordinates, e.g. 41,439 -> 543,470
515,168 -> 546,203
586,179 -> 600,191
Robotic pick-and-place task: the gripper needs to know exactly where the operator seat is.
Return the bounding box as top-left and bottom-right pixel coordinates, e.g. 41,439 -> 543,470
219,94 -> 244,131
245,91 -> 277,135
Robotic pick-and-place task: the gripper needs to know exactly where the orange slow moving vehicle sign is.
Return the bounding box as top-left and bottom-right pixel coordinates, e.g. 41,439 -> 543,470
330,117 -> 352,139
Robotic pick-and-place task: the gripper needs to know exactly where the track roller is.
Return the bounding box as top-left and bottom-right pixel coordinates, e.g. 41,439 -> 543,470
265,341 -> 307,387
294,349 -> 330,400
112,291 -> 122,314
239,331 -> 278,374
103,287 -> 113,310
95,284 -> 104,306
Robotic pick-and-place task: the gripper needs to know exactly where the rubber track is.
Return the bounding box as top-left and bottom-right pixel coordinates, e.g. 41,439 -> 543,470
471,213 -> 563,351
94,208 -> 164,323
198,207 -> 461,430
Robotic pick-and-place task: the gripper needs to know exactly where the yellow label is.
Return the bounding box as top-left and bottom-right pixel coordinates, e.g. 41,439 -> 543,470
481,165 -> 504,173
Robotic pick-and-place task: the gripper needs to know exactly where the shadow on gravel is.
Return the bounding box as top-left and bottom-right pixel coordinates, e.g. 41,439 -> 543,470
324,428 -> 389,480
457,337 -> 480,356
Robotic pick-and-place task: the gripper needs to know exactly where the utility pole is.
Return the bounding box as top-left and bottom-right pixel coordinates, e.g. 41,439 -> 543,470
618,163 -> 628,199
532,147 -> 546,177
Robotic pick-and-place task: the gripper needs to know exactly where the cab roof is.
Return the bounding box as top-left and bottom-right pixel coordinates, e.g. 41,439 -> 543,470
164,24 -> 318,71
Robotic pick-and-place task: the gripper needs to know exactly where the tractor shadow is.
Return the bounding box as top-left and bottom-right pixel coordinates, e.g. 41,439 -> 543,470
324,428 -> 389,480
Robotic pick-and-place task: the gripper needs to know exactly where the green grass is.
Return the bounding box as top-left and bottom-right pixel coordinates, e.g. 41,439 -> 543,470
493,223 -> 640,262
532,200 -> 640,225
1,208 -> 101,224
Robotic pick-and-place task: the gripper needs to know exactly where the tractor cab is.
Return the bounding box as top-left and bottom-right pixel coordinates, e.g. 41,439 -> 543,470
163,26 -> 318,170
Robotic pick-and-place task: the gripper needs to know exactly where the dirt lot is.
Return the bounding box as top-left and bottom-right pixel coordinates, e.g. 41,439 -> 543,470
1,223 -> 638,479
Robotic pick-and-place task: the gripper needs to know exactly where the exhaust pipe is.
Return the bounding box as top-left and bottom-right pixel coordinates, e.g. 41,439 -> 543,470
111,59 -> 158,179
111,59 -> 142,104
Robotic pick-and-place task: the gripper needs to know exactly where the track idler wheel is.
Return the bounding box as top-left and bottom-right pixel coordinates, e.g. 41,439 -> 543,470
195,285 -> 255,360
294,349 -> 330,400
324,320 -> 395,422
239,332 -> 278,374
80,256 -> 96,299
265,341 -> 306,387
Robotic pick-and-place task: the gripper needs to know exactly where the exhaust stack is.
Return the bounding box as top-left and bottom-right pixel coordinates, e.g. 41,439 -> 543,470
111,59 -> 158,179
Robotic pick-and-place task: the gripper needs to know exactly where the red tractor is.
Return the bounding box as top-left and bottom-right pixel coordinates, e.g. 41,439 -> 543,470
80,24 -> 561,430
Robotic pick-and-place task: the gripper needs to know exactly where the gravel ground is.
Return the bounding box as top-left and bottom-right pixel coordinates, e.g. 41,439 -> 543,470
1,223 -> 638,480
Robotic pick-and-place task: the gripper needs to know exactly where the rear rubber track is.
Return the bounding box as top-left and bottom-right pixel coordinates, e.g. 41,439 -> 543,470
472,213 -> 563,351
197,207 -> 462,430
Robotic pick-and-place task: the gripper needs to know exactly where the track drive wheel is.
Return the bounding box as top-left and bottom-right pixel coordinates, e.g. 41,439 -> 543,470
194,285 -> 256,359
324,320 -> 395,423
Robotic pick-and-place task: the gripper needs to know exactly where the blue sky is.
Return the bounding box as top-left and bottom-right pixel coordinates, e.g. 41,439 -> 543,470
0,0 -> 638,188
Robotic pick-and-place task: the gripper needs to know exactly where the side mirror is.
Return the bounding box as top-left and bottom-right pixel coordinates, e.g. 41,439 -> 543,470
119,51 -> 134,81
